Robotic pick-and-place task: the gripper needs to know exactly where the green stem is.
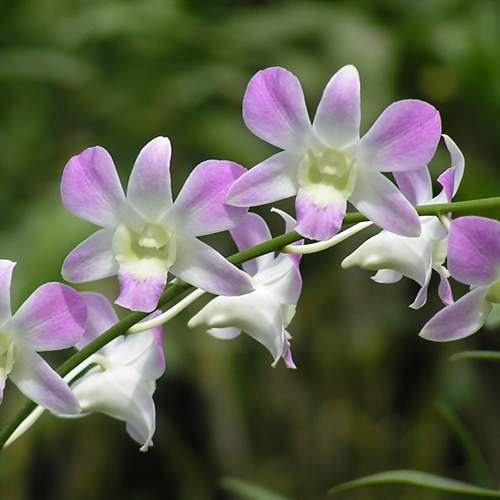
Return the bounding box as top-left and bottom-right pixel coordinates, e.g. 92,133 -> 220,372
1,195 -> 500,448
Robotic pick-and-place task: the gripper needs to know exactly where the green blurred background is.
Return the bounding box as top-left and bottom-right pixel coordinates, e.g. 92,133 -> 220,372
1,0 -> 500,498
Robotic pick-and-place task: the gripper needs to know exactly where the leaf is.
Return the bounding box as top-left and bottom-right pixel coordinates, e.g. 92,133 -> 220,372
328,470 -> 500,497
220,477 -> 294,500
450,351 -> 500,362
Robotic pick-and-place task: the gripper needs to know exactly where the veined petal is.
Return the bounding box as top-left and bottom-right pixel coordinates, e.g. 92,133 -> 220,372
0,260 -> 15,327
313,65 -> 360,149
10,283 -> 86,351
420,286 -> 491,341
70,366 -> 156,449
341,229 -> 432,286
230,213 -> 273,276
295,188 -> 346,240
62,228 -> 119,283
61,146 -> 129,227
225,151 -> 302,207
188,288 -> 285,364
393,167 -> 432,206
171,160 -> 248,236
127,137 -> 173,221
10,345 -> 81,414
356,100 -> 441,172
243,67 -> 313,152
349,169 -> 421,237
171,234 -> 253,296
448,216 -> 500,286
77,292 -> 119,349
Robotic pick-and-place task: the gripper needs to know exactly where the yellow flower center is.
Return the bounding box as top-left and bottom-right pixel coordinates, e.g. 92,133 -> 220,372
297,148 -> 357,208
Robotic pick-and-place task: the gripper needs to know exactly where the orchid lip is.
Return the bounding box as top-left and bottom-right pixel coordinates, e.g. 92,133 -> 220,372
297,148 -> 357,208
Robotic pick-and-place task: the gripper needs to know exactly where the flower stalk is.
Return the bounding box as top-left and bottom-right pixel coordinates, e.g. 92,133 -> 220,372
0,195 -> 500,449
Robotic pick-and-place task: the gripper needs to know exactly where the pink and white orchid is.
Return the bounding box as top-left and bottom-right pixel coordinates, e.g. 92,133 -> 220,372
0,260 -> 86,414
61,136 -> 253,313
420,216 -> 500,341
226,65 -> 442,241
188,211 -> 302,368
61,292 -> 165,451
341,135 -> 464,309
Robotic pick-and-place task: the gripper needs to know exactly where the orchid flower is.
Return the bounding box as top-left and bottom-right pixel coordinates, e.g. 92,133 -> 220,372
188,210 -> 302,367
61,136 -> 253,313
59,292 -> 165,451
0,260 -> 86,414
420,216 -> 500,341
226,65 -> 441,241
341,135 -> 464,309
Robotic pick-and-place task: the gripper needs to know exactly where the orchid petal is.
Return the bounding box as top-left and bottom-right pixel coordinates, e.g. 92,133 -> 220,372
77,292 -> 119,349
106,329 -> 165,381
171,160 -> 248,236
271,207 -> 296,234
435,169 -> 455,204
112,223 -> 173,312
127,137 -> 173,221
448,217 -> 500,286
207,327 -> 241,339
420,286 -> 491,341
189,288 -> 285,364
263,256 -> 302,305
70,366 -> 155,449
295,188 -> 346,240
62,228 -> 119,283
313,65 -> 360,149
281,335 -> 296,369
10,283 -> 86,351
409,267 -> 432,310
61,146 -> 129,227
243,67 -> 313,152
0,260 -> 15,326
372,269 -> 402,283
10,345 -> 81,414
230,213 -> 273,275
271,208 -> 303,271
341,229 -> 432,286
0,343 -> 15,406
436,266 -> 453,305
116,271 -> 166,313
349,169 -> 421,237
225,151 -> 302,207
356,100 -> 441,172
438,135 -> 465,201
171,234 -> 253,296
393,167 -> 432,206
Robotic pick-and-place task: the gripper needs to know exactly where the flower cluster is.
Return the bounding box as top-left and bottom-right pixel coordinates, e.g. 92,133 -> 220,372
0,63 -> 497,452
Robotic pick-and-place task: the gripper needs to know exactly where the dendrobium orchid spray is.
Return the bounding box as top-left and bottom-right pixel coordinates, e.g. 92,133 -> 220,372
2,63 -> 500,498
